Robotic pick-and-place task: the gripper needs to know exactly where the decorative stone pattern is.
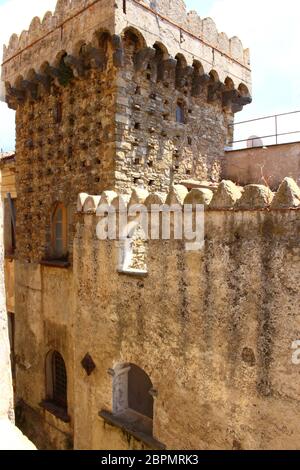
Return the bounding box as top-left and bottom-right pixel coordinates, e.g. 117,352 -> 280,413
78,178 -> 300,212
271,177 -> 300,209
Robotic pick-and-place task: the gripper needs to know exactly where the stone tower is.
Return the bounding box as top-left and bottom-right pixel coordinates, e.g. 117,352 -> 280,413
0,0 -> 253,449
1,0 -> 251,263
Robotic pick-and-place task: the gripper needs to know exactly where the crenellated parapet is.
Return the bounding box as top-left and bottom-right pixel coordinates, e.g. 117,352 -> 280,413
1,0 -> 251,111
77,178 -> 300,215
134,1 -> 250,66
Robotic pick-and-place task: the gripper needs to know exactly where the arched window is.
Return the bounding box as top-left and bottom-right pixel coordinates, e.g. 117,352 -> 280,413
176,102 -> 185,124
51,203 -> 68,259
45,350 -> 68,410
112,363 -> 154,435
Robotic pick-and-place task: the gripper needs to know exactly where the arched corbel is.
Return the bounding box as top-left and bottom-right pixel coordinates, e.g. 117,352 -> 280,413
5,82 -> 26,104
207,72 -> 225,103
208,81 -> 225,103
191,72 -> 210,97
175,55 -> 192,90
112,34 -> 124,68
85,44 -> 107,70
133,47 -> 156,72
63,54 -> 86,78
5,83 -> 23,109
222,89 -> 238,107
33,72 -> 52,93
43,63 -> 61,79
20,79 -> 38,101
157,58 -> 177,84
231,94 -> 252,113
44,54 -> 74,87
227,83 -> 252,113
176,65 -> 194,90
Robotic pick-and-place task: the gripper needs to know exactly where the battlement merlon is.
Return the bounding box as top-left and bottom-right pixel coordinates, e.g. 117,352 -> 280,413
1,0 -> 251,107
78,178 -> 300,214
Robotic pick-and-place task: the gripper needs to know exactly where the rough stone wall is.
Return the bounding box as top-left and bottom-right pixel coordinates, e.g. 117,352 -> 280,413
0,188 -> 35,449
2,0 -> 254,451
2,1 -> 251,90
136,0 -> 250,69
114,33 -> 232,193
15,64 -> 116,262
12,179 -> 300,450
0,198 -> 14,423
12,27 -> 243,261
70,181 -> 300,450
14,261 -> 75,450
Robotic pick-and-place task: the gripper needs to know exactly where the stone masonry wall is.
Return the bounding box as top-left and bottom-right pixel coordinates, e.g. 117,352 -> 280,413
13,27 -> 244,262
13,178 -> 300,449
70,179 -> 300,450
0,193 -> 35,450
15,59 -> 116,262
0,198 -> 14,423
2,0 -> 252,263
114,31 -> 233,193
3,0 -> 255,450
2,1 -> 251,89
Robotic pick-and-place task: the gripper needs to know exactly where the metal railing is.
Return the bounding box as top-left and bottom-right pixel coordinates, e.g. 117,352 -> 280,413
227,110 -> 300,150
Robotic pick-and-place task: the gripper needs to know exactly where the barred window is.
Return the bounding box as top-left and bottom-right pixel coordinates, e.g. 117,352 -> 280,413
46,350 -> 68,410
52,351 -> 67,409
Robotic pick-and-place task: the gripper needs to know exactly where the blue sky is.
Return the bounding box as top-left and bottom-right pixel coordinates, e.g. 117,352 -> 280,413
1,0 -> 300,150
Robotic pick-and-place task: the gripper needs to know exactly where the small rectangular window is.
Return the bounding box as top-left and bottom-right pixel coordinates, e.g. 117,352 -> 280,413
4,197 -> 16,257
54,102 -> 62,124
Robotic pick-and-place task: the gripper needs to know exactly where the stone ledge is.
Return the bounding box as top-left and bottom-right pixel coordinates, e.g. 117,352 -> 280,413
39,401 -> 70,423
99,410 -> 166,450
40,259 -> 71,269
117,268 -> 148,278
